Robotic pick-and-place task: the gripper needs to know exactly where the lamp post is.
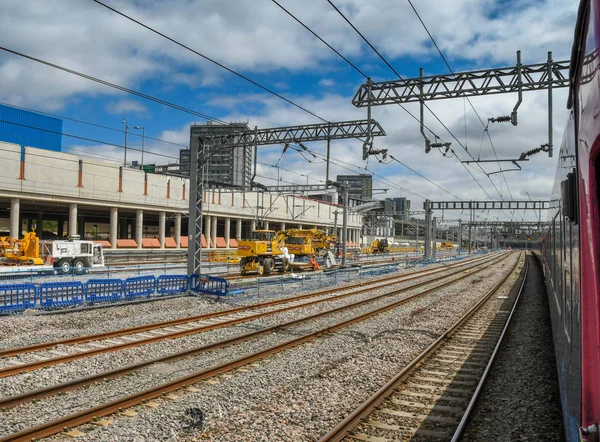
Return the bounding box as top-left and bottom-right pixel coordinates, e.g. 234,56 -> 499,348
122,117 -> 129,167
134,126 -> 145,170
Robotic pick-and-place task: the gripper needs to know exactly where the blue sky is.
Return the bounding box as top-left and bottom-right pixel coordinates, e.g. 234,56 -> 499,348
0,0 -> 579,221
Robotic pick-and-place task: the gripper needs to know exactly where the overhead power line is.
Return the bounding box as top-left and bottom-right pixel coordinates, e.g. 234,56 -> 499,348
326,0 -> 510,211
0,101 -> 189,150
0,119 -> 179,161
0,46 -> 228,124
90,0 -> 328,123
406,0 -> 514,201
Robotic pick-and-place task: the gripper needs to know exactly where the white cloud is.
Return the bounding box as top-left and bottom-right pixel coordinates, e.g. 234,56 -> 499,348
105,99 -> 148,116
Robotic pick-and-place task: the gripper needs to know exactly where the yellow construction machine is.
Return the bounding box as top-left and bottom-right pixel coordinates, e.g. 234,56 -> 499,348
280,228 -> 335,257
368,238 -> 390,254
237,230 -> 290,276
0,232 -> 44,265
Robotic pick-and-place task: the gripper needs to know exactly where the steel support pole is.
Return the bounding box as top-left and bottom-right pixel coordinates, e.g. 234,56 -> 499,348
187,137 -> 204,276
424,199 -> 431,259
432,216 -> 437,259
468,203 -> 473,255
458,218 -> 462,256
548,51 -> 554,157
326,124 -> 331,187
342,188 -> 348,266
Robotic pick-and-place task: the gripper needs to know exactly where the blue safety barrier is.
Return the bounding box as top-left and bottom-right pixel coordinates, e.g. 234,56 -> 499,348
0,283 -> 37,313
39,281 -> 84,309
85,278 -> 123,304
156,274 -> 188,295
190,274 -> 229,296
123,275 -> 156,299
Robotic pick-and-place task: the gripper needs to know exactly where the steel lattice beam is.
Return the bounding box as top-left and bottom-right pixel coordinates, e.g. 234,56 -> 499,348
205,119 -> 385,148
352,60 -> 569,106
427,200 -> 551,210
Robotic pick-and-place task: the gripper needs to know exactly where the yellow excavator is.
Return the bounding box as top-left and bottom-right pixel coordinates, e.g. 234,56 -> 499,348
0,232 -> 44,265
237,230 -> 290,276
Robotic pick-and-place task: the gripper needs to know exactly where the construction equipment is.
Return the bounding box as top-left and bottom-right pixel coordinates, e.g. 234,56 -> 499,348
237,230 -> 290,276
0,233 -> 105,275
0,232 -> 44,265
440,241 -> 454,250
280,228 -> 335,257
368,238 -> 390,254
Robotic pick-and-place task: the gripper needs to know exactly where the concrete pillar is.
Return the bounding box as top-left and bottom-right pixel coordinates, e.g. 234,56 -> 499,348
211,216 -> 217,248
36,212 -> 43,236
159,211 -> 166,249
281,222 -> 286,231
263,220 -> 269,230
250,219 -> 256,232
236,218 -> 242,241
135,209 -> 143,249
68,203 -> 77,237
110,207 -> 118,249
10,198 -> 19,239
175,212 -> 182,248
224,217 -> 231,248
298,224 -> 303,229
204,215 -> 212,248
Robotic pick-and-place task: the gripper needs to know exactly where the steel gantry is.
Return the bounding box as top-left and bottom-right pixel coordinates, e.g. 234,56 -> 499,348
353,51 -> 570,158
187,119 -> 386,275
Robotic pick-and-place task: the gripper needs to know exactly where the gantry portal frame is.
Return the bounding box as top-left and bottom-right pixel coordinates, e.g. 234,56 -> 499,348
352,51 -> 570,159
187,119 -> 386,275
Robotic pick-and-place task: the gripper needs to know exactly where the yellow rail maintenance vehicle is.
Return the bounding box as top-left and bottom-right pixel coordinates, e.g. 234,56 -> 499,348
369,238 -> 390,254
237,230 -> 291,276
281,228 -> 334,257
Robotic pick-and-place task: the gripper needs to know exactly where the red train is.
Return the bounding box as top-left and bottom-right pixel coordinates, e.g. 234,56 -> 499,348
541,0 -> 600,440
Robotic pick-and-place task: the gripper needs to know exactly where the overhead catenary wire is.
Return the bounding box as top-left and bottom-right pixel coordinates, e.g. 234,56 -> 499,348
0,46 -> 229,125
326,0 -> 514,218
272,0 -> 468,201
0,101 -> 189,150
90,0 -> 328,124
406,0 -> 515,201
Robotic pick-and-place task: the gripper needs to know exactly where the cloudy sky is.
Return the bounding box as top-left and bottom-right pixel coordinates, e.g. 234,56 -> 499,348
0,0 -> 579,222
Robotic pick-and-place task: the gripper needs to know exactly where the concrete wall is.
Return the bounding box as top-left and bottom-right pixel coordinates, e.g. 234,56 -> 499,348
0,142 -> 361,228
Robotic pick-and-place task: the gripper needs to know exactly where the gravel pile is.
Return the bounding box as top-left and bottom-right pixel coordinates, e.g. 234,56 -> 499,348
461,254 -> 563,441
0,253 -> 519,440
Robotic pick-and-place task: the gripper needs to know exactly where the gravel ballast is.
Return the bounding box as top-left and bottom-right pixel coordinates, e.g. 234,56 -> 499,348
0,252 -> 520,441
461,253 -> 564,441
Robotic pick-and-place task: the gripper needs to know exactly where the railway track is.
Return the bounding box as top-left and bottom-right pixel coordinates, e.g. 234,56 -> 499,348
0,252 -> 517,441
0,253 -> 500,375
319,252 -> 527,442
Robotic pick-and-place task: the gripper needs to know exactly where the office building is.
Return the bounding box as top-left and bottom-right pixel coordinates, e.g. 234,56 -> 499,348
392,197 -> 411,219
187,122 -> 253,188
336,174 -> 373,202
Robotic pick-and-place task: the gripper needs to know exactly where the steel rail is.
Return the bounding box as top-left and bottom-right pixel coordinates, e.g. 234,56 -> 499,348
0,253 -> 496,359
0,254 -> 505,378
0,255 -> 515,439
450,254 -> 530,441
319,252 -> 525,442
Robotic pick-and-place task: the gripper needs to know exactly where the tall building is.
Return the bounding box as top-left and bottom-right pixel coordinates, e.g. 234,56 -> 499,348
188,122 -> 253,188
392,197 -> 411,219
0,104 -> 62,151
336,174 -> 373,202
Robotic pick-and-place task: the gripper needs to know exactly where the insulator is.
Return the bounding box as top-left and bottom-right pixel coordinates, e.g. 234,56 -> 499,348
489,115 -> 511,123
430,142 -> 451,148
